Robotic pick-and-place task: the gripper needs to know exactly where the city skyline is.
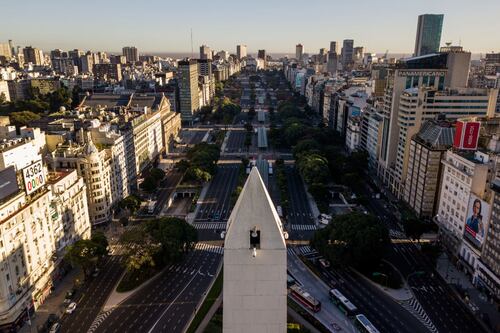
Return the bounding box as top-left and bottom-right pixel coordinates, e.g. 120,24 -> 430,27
2,0 -> 499,55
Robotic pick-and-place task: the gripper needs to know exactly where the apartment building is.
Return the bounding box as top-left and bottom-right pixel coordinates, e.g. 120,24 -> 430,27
403,118 -> 455,217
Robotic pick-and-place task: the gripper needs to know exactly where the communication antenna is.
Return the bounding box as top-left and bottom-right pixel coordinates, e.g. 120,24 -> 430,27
190,28 -> 194,59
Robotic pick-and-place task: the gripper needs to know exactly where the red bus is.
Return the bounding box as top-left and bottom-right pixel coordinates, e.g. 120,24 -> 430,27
289,285 -> 321,312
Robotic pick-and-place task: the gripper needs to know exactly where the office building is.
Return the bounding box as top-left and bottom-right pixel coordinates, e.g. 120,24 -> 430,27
414,14 -> 444,56
200,45 -> 212,60
341,39 -> 354,69
403,118 -> 455,217
236,44 -> 247,60
122,46 -> 138,63
295,44 -> 303,61
223,168 -> 287,333
178,60 -> 200,123
377,50 -> 482,197
22,46 -> 43,66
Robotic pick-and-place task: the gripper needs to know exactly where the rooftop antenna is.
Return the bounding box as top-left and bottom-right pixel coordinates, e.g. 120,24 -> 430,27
190,28 -> 193,59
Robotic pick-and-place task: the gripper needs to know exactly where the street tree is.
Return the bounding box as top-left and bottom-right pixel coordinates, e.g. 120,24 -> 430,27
311,212 -> 390,272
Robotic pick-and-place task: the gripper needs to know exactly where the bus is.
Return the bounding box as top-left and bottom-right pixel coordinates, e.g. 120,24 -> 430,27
355,314 -> 380,333
329,289 -> 358,316
289,285 -> 321,312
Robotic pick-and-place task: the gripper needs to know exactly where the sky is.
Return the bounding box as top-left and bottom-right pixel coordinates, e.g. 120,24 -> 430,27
1,0 -> 499,56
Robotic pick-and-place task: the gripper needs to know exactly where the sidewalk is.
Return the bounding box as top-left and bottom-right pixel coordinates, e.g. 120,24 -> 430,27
436,253 -> 500,332
19,268 -> 83,333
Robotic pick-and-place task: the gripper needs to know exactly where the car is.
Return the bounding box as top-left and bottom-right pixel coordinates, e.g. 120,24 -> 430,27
49,323 -> 61,333
331,322 -> 342,331
66,302 -> 77,314
63,298 -> 72,305
213,212 -> 221,220
92,268 -> 100,277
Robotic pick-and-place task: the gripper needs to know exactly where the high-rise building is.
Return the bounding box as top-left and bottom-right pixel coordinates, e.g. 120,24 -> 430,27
329,41 -> 338,54
80,53 -> 94,73
223,167 -> 287,332
178,59 -> 200,123
403,118 -> 455,217
295,43 -> 303,61
414,14 -> 444,56
236,44 -> 247,59
197,59 -> 212,77
22,46 -> 43,65
200,45 -> 212,60
122,46 -> 139,63
0,43 -> 12,59
377,50 -> 479,197
341,39 -> 354,68
257,49 -> 266,60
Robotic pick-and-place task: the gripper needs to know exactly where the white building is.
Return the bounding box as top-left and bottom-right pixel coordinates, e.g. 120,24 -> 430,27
0,145 -> 90,331
223,168 -> 287,333
345,116 -> 362,153
436,150 -> 494,273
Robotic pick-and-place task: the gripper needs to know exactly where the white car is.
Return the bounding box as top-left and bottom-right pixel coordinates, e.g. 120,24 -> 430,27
66,302 -> 77,314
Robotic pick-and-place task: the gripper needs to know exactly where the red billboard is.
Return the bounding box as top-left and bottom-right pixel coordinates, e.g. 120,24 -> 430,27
453,121 -> 480,150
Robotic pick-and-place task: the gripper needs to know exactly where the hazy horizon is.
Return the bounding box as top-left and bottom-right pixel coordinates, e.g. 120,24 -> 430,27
2,0 -> 499,55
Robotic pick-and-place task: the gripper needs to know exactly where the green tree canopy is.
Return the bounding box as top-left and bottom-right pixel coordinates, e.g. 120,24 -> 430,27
311,212 -> 390,272
297,153 -> 330,185
9,111 -> 41,127
146,217 -> 198,265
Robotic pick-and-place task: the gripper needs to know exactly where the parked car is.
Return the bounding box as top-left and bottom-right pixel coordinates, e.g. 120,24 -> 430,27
66,302 -> 77,314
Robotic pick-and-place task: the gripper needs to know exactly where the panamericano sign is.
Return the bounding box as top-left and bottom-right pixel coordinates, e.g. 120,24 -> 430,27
397,70 -> 446,77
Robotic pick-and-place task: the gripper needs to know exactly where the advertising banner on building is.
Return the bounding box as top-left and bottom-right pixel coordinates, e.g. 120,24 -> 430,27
22,160 -> 45,195
464,194 -> 490,248
0,166 -> 19,200
453,121 -> 480,150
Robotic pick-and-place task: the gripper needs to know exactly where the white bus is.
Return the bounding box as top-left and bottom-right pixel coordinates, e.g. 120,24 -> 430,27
355,314 -> 380,333
329,289 -> 358,316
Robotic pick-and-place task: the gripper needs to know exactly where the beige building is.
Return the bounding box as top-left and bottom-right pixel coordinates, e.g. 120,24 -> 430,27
0,151 -> 90,331
223,168 -> 287,333
403,119 -> 455,217
48,135 -> 113,225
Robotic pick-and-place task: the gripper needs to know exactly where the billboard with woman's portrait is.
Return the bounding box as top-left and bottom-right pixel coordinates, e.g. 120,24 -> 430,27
464,194 -> 490,248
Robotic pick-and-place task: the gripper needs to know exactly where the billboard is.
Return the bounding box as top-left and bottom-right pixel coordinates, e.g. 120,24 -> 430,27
454,121 -> 480,150
0,166 -> 19,200
22,160 -> 46,195
464,194 -> 490,248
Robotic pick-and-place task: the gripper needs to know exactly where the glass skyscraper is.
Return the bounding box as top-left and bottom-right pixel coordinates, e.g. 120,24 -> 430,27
414,14 -> 444,56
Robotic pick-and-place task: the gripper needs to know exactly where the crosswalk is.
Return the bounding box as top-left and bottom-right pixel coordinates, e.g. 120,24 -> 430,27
88,309 -> 113,333
389,229 -> 406,239
289,224 -> 317,231
294,245 -> 318,256
400,298 -> 438,333
192,222 -> 227,230
194,242 -> 224,254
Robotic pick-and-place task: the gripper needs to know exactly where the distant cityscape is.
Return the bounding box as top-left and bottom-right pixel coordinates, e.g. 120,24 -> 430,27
0,7 -> 499,333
